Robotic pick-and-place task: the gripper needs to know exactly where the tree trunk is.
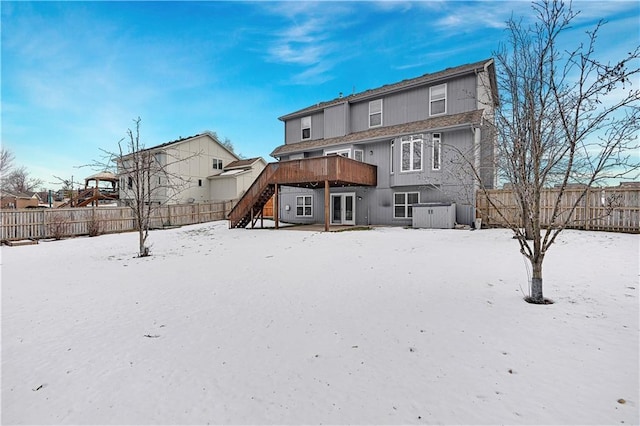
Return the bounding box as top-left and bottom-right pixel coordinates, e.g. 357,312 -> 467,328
138,229 -> 146,257
530,258 -> 544,302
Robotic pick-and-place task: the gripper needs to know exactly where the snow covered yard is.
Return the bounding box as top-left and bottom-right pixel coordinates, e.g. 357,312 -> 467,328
1,221 -> 638,425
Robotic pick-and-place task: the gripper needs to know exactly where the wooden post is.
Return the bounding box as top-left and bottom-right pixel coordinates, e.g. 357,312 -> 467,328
324,180 -> 330,232
274,184 -> 279,229
584,187 -> 591,231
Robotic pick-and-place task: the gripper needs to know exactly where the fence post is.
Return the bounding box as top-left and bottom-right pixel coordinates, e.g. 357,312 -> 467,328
584,187 -> 591,231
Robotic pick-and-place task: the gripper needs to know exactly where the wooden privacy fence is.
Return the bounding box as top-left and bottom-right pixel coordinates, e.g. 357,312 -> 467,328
476,186 -> 640,233
0,200 -> 237,242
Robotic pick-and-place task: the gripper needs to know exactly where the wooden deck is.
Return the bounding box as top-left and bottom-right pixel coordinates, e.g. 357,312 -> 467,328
228,156 -> 377,230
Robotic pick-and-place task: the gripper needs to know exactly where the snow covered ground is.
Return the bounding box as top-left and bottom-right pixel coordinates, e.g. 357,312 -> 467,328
1,221 -> 638,425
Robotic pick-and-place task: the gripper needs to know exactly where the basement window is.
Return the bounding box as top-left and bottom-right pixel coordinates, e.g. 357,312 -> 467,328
394,192 -> 419,219
296,195 -> 312,217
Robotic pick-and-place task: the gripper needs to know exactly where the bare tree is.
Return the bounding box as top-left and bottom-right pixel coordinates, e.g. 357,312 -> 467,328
98,118 -> 198,257
0,147 -> 15,177
2,166 -> 44,193
470,0 -> 639,303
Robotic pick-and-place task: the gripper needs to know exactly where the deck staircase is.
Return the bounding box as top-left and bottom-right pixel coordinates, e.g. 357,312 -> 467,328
228,163 -> 280,229
228,156 -> 377,229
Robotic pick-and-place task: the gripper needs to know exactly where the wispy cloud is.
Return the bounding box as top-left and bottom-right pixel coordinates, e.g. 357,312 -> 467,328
259,2 -> 359,84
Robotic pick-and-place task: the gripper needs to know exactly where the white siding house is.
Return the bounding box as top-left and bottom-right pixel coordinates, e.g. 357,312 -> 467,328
118,133 -> 263,205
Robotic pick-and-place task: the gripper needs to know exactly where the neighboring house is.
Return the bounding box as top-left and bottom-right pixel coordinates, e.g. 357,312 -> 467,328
229,58 -> 498,229
0,191 -> 40,209
208,157 -> 267,201
118,132 -> 263,205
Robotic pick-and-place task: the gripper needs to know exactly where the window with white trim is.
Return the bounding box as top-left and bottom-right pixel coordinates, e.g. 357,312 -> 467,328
213,158 -> 223,170
301,116 -> 311,140
394,192 -> 419,218
390,140 -> 395,174
401,134 -> 423,172
430,84 -> 447,116
325,149 -> 350,158
369,99 -> 382,128
296,195 -> 312,217
353,149 -> 364,162
432,133 -> 442,170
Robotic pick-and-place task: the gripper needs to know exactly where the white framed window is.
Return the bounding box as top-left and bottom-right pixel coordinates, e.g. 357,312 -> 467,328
369,99 -> 383,128
401,134 -> 423,172
353,149 -> 364,162
432,133 -> 442,170
394,192 -> 419,219
390,140 -> 395,174
301,116 -> 311,140
213,158 -> 223,170
430,83 -> 447,116
296,195 -> 313,217
325,149 -> 350,158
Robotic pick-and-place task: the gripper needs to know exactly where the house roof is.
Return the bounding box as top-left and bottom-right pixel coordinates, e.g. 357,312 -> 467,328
271,109 -> 484,158
121,132 -> 240,161
224,157 -> 264,170
278,58 -> 496,121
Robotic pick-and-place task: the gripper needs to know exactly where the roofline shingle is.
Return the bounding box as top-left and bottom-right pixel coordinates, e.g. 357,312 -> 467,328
271,109 -> 484,157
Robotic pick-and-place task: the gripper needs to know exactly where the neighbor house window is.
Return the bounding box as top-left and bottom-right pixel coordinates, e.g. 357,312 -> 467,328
369,99 -> 382,128
296,195 -> 312,217
301,116 -> 311,140
432,133 -> 442,170
213,158 -> 223,169
430,83 -> 447,116
394,192 -> 419,218
127,177 -> 133,189
401,134 -> 423,172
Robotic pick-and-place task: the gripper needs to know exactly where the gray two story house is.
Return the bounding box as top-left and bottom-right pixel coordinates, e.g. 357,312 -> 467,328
229,58 -> 498,230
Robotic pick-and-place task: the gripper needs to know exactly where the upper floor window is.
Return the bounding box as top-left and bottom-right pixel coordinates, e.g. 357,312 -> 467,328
369,99 -> 382,128
430,84 -> 447,116
353,149 -> 364,162
213,158 -> 223,170
432,133 -> 442,170
301,116 -> 311,140
401,134 -> 423,172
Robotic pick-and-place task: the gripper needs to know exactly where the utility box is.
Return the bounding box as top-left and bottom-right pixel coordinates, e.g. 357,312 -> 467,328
412,202 -> 456,229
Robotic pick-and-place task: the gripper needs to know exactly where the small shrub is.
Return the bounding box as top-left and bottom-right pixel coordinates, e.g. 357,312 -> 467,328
48,214 -> 70,240
87,216 -> 103,237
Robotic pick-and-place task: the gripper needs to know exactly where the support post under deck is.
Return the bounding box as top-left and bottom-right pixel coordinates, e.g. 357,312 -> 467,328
274,183 -> 279,230
324,180 -> 330,232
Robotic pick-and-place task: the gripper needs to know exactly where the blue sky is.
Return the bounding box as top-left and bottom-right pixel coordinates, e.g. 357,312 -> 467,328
2,1 -> 638,189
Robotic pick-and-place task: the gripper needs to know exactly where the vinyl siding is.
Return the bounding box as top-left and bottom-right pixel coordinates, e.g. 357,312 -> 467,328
324,104 -> 347,138
285,112 -> 325,144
